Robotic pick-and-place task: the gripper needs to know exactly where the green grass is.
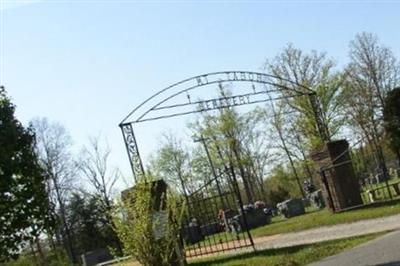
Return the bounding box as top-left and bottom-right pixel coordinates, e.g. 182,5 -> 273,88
251,200 -> 400,238
360,178 -> 400,203
189,232 -> 385,266
188,200 -> 400,248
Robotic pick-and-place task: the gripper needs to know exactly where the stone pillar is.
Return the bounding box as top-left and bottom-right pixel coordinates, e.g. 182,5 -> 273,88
310,140 -> 363,212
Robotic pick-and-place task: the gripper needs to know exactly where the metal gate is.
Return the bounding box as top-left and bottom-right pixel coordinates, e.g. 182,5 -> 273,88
181,165 -> 255,258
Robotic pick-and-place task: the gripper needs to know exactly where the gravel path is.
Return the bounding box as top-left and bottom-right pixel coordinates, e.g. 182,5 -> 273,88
191,213 -> 400,259
255,213 -> 400,251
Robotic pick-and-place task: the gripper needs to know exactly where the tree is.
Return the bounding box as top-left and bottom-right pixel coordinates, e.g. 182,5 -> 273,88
383,87 -> 400,167
263,101 -> 305,198
344,32 -> 400,177
30,118 -> 77,263
193,100 -> 257,203
66,192 -> 120,256
149,134 -> 195,202
348,32 -> 400,109
77,135 -> 122,253
264,44 -> 345,148
78,136 -> 118,213
239,110 -> 276,202
263,165 -> 297,206
0,88 -> 51,261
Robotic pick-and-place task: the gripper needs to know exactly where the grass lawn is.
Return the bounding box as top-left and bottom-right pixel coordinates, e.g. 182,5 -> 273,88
112,201 -> 400,265
360,178 -> 400,204
190,232 -> 385,266
250,200 -> 400,238
202,200 -> 400,245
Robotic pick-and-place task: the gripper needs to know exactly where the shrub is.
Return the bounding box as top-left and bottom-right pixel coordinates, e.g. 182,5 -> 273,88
112,179 -> 186,266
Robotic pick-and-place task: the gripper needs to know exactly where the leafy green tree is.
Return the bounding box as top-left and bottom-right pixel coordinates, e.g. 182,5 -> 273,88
0,88 -> 52,261
66,192 -> 121,256
192,93 -> 259,203
264,44 -> 345,148
264,165 -> 300,206
77,135 -> 123,254
343,32 -> 400,178
31,117 -> 77,263
149,134 -> 196,199
383,87 -> 400,167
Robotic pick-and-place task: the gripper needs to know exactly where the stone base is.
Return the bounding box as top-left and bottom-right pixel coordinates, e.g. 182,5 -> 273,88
310,140 -> 363,212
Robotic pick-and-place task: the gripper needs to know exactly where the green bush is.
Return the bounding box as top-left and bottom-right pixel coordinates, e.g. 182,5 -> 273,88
1,248 -> 69,266
112,179 -> 186,266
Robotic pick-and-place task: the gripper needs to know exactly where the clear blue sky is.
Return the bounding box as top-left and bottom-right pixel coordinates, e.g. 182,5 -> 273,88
1,0 -> 400,191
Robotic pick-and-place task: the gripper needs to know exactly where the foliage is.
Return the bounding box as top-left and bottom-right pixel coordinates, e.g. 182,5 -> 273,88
190,93 -> 267,204
264,43 -> 345,149
30,117 -> 77,263
0,89 -> 52,261
383,87 -> 400,165
149,134 -> 196,195
263,165 -> 300,206
78,135 -> 119,211
112,178 -> 185,266
77,136 -> 123,254
66,192 -> 121,256
343,32 -> 400,155
0,248 -> 69,266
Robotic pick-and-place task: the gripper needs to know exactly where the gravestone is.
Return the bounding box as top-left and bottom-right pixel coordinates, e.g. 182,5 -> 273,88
310,140 -> 363,212
181,225 -> 203,244
277,199 -> 305,218
81,248 -> 113,266
236,208 -> 271,229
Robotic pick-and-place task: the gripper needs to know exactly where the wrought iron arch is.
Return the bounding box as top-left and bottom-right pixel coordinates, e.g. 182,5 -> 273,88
119,71 -> 329,181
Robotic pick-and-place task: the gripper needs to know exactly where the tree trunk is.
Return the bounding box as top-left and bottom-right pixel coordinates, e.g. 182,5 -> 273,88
29,240 -> 39,266
35,236 -> 45,262
396,150 -> 400,170
53,177 -> 76,264
231,143 -> 254,203
276,124 -> 305,198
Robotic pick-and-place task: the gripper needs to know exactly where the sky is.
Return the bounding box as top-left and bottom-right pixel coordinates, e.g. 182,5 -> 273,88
1,0 -> 400,192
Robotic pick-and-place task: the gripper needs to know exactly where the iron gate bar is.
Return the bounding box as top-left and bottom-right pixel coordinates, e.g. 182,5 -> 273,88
184,189 -> 254,257
194,135 -> 226,208
228,163 -> 255,251
190,190 -> 232,201
189,173 -> 224,197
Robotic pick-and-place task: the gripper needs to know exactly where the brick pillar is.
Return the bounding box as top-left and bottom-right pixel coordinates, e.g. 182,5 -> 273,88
310,140 -> 363,212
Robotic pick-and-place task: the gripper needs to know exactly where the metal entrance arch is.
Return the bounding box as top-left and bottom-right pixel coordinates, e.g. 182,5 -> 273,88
119,71 -> 329,181
119,71 -> 329,257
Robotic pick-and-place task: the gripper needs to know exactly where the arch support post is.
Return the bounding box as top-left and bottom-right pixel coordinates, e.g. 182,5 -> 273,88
120,123 -> 145,181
